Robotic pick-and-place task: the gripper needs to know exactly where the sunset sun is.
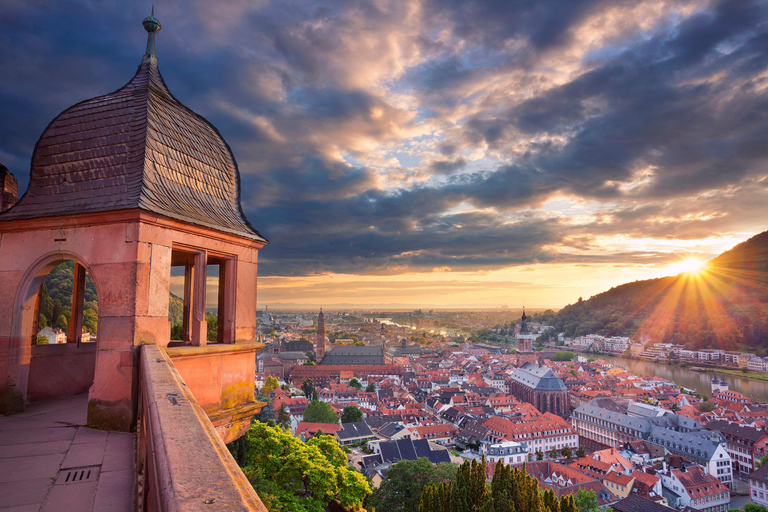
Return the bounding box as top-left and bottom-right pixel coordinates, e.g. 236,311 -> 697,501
668,257 -> 705,275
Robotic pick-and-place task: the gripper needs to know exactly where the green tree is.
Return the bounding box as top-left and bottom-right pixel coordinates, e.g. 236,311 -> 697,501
542,488 -> 560,512
366,383 -> 376,393
371,458 -> 456,512
549,448 -> 559,459
276,403 -> 291,429
262,376 -> 279,396
349,378 -> 362,390
700,401 -> 716,413
303,400 -> 338,424
757,453 -> 768,469
54,314 -> 68,331
550,351 -> 576,362
561,446 -> 573,459
301,379 -> 315,400
574,489 -> 599,512
205,312 -> 218,341
241,422 -> 370,511
341,405 -> 363,424
536,451 -> 544,460
38,314 -> 48,329
490,461 -> 515,512
256,391 -> 274,423
82,308 -> 98,334
36,334 -> 50,345
560,494 -> 579,512
575,446 -> 586,459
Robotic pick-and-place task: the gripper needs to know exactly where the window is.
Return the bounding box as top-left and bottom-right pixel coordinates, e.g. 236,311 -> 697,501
169,247 -> 236,345
35,261 -> 98,345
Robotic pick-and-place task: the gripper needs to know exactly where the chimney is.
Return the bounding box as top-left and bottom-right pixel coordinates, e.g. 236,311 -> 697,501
0,164 -> 18,212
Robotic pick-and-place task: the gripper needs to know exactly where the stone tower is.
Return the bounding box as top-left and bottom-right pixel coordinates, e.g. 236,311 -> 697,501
0,164 -> 18,212
316,309 -> 326,363
519,307 -> 529,334
0,13 -> 267,428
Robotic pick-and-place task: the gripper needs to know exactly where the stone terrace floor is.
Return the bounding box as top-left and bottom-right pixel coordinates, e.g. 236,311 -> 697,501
0,394 -> 135,511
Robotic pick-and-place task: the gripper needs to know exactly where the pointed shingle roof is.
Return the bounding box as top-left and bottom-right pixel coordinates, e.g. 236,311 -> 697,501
1,52 -> 265,243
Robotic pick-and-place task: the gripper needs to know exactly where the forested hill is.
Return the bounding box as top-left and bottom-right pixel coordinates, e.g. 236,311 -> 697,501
39,262 -> 98,333
39,261 -> 186,333
550,231 -> 768,355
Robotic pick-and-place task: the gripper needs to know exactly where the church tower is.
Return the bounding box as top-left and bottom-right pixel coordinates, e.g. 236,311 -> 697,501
316,309 -> 326,363
519,307 -> 529,334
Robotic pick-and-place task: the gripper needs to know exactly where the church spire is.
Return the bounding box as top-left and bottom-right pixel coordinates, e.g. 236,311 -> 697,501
142,7 -> 161,63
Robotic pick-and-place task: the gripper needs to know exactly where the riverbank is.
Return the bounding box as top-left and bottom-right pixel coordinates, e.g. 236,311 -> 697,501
572,348 -> 768,385
693,367 -> 768,383
597,354 -> 768,402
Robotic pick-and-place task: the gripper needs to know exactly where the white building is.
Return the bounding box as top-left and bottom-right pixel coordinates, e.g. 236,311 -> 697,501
748,464 -> 768,508
486,441 -> 529,466
603,337 -> 630,353
659,466 -> 730,512
748,357 -> 767,373
37,327 -> 65,344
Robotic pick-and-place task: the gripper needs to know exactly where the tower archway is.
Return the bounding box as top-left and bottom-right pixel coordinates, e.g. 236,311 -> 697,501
8,251 -> 100,405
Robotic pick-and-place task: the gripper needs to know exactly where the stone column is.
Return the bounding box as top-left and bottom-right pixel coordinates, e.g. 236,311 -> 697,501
191,250 -> 207,346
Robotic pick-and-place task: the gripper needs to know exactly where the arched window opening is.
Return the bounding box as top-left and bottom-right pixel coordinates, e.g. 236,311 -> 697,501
35,261 -> 98,345
28,260 -> 99,403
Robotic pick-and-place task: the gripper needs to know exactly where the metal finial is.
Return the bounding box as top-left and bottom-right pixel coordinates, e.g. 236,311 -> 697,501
143,7 -> 161,59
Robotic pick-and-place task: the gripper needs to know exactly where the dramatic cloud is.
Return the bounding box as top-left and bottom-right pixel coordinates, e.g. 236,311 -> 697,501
1,0 -> 767,306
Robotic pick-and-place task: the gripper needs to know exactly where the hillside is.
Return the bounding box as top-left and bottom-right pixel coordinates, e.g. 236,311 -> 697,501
39,262 -> 98,333
39,261 -> 186,332
551,231 -> 768,355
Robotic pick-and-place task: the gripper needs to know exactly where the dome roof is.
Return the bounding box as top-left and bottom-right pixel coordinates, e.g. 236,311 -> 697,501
1,21 -> 266,243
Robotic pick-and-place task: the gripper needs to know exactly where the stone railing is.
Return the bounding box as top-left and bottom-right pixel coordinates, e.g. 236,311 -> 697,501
136,344 -> 267,511
165,343 -> 266,444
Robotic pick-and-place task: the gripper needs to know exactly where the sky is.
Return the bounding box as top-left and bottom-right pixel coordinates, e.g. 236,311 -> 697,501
1,0 -> 767,309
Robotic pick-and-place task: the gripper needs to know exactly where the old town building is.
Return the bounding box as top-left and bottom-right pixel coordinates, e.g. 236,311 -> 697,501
508,361 -> 569,415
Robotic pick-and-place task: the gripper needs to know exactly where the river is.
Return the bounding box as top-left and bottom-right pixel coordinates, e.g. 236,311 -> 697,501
597,355 -> 768,403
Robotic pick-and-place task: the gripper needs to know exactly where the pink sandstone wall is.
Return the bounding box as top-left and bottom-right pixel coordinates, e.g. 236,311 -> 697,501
167,343 -> 265,443
28,343 -> 97,402
0,210 -> 264,431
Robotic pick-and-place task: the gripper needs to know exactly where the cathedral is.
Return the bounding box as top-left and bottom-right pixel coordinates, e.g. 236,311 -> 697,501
508,362 -> 569,416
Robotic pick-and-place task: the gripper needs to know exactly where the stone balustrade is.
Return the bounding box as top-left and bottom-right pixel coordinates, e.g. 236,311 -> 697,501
136,344 -> 267,511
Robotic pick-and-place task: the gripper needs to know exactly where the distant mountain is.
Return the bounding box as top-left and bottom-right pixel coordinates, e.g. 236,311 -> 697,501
551,231 -> 768,355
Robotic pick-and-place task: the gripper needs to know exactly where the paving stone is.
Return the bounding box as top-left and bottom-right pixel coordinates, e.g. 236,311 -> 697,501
72,427 -> 109,445
0,418 -> 61,431
0,477 -> 53,508
0,427 -> 77,446
0,504 -> 42,511
0,453 -> 65,483
92,469 -> 135,512
101,432 -> 135,473
0,439 -> 71,459
40,479 -> 98,512
61,441 -> 106,469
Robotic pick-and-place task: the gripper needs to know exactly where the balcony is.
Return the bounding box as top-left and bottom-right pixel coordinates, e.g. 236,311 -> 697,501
0,343 -> 267,511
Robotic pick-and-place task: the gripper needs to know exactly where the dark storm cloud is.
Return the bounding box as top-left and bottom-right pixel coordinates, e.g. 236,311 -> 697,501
422,0 -> 603,51
1,0 -> 767,277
